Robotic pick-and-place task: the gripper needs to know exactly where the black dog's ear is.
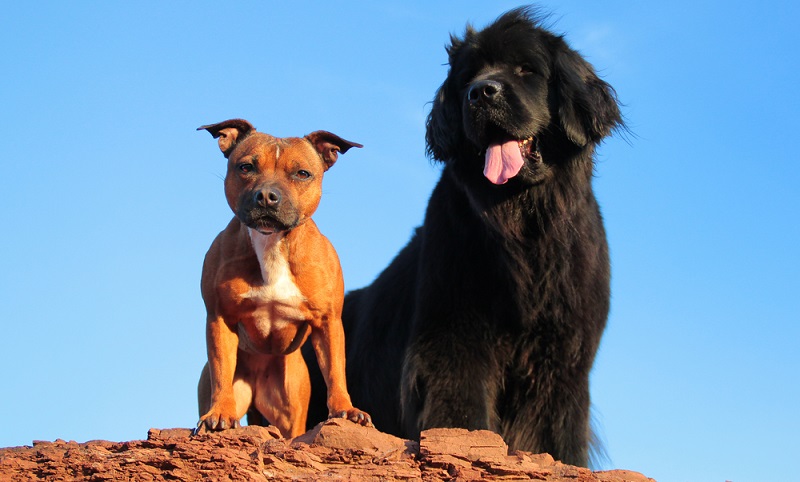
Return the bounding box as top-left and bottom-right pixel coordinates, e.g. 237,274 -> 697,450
425,36 -> 470,162
551,44 -> 622,146
197,119 -> 255,158
444,30 -> 467,57
425,81 -> 461,162
305,131 -> 363,170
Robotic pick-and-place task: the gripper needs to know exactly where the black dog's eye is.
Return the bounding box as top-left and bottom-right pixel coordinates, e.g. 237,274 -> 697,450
515,65 -> 534,77
294,169 -> 312,181
237,163 -> 254,174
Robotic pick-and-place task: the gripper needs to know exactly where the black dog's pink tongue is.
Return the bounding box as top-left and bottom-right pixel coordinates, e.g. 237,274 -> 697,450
484,140 -> 524,184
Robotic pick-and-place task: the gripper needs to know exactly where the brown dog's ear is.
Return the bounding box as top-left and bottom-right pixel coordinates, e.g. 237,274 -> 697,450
197,119 -> 255,158
305,131 -> 363,170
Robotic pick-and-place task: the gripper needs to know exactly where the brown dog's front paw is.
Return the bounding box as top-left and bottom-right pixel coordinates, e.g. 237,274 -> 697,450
197,404 -> 242,432
329,408 -> 373,427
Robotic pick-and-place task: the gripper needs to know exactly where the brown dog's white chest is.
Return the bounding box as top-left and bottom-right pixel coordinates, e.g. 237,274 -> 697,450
235,229 -> 309,354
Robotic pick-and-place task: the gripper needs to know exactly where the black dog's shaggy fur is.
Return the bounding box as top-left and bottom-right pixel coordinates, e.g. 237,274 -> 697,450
306,7 -> 622,467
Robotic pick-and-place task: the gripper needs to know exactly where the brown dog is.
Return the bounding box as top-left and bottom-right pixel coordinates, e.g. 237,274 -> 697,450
196,119 -> 371,437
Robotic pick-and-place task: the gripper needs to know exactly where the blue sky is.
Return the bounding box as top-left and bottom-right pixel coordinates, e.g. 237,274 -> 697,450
1,2 -> 798,481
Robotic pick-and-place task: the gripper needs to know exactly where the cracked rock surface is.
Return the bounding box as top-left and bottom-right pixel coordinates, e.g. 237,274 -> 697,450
0,419 -> 654,481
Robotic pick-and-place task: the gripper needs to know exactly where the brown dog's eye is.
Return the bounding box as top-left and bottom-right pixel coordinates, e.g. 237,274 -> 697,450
237,163 -> 254,173
294,169 -> 312,181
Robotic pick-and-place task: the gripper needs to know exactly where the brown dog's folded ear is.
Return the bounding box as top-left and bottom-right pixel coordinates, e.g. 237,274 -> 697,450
197,119 -> 255,158
305,131 -> 363,170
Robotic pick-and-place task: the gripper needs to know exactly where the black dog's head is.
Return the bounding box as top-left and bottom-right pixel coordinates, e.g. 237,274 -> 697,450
426,7 -> 622,186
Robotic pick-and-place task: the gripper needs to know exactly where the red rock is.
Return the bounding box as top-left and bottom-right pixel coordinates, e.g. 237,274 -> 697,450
0,422 -> 655,481
294,417 -> 414,457
420,427 -> 508,461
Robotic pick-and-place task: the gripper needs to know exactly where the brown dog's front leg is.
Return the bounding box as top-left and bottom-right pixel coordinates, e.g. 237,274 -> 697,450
198,316 -> 243,431
311,318 -> 372,426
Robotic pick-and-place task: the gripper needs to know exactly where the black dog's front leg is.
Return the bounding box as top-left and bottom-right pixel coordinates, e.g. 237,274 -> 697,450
400,329 -> 503,437
398,177 -> 510,437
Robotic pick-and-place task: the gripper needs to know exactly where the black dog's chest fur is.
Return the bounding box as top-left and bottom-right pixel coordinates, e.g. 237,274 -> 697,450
422,162 -> 610,355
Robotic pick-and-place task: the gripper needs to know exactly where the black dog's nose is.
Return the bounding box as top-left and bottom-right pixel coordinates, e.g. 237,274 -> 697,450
468,79 -> 503,104
255,188 -> 281,207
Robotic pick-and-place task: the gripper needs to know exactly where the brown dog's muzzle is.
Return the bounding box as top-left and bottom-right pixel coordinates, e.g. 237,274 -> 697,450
237,184 -> 300,234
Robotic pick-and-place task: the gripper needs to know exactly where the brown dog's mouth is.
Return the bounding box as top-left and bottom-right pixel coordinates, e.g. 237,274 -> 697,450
253,226 -> 280,236
242,212 -> 296,236
483,135 -> 540,185
250,221 -> 282,236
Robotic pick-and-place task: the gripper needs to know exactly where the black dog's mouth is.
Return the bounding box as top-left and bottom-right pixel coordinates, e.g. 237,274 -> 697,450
482,131 -> 541,185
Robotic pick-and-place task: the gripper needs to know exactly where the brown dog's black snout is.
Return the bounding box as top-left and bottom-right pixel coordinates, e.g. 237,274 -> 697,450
255,187 -> 282,208
468,79 -> 503,105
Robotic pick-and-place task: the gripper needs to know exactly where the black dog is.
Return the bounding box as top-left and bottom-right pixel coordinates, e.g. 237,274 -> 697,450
307,7 -> 623,467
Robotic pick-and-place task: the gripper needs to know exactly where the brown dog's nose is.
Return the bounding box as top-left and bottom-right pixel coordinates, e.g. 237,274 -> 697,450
255,188 -> 281,207
468,79 -> 503,104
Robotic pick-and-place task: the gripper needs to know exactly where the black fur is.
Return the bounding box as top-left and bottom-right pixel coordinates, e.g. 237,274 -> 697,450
306,7 -> 622,467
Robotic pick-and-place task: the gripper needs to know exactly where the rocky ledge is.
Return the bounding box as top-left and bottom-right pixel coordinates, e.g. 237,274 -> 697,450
0,419 -> 654,481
